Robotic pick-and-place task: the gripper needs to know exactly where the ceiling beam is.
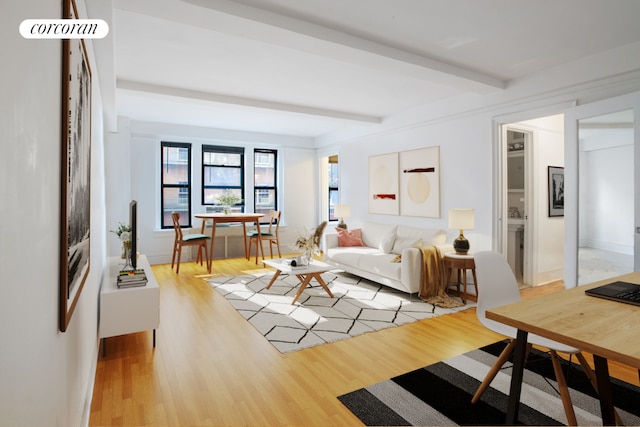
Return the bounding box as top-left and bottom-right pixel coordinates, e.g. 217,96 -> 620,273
187,0 -> 506,90
116,0 -> 505,92
117,79 -> 382,123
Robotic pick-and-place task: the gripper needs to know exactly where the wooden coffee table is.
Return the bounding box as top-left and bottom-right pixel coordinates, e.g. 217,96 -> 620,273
263,258 -> 334,304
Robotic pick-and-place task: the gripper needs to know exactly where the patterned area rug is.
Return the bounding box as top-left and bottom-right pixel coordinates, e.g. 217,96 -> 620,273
338,340 -> 640,426
208,271 -> 471,353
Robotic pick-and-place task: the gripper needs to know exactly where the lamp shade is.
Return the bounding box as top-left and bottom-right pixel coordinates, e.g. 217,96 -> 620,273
334,204 -> 351,219
449,208 -> 474,254
448,208 -> 474,230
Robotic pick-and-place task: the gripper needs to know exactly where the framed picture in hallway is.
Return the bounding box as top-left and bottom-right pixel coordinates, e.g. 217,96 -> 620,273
60,0 -> 92,332
548,166 -> 564,217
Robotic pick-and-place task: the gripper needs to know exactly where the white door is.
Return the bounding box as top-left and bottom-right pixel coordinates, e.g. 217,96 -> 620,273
564,91 -> 640,287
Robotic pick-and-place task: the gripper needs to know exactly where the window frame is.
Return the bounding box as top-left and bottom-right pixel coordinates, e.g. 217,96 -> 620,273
201,145 -> 245,209
253,148 -> 278,218
161,141 -> 192,229
328,155 -> 339,221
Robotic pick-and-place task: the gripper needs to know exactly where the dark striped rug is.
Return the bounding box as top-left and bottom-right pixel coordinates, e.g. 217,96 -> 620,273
338,341 -> 640,426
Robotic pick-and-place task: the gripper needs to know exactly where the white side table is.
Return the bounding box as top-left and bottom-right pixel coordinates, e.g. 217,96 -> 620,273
99,255 -> 160,356
443,252 -> 478,304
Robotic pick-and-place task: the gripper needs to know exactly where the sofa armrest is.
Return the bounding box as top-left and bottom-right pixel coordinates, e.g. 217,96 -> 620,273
400,244 -> 454,291
400,247 -> 423,291
324,233 -> 339,250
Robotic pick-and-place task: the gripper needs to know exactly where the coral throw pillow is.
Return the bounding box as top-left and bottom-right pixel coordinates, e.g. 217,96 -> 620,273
336,228 -> 365,247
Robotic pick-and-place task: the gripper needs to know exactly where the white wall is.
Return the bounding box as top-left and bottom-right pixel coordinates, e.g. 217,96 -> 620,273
0,1 -> 105,426
105,121 -> 319,264
579,129 -> 634,254
338,115 -> 492,251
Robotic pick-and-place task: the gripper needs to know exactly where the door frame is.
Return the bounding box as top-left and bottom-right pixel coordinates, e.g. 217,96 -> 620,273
492,102 -> 572,281
564,91 -> 640,287
502,125 -> 534,285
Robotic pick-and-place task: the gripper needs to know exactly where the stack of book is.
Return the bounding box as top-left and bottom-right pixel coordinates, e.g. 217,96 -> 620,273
117,269 -> 148,288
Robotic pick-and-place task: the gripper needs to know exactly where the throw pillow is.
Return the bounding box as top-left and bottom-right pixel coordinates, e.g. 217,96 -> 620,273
391,237 -> 422,255
335,228 -> 365,247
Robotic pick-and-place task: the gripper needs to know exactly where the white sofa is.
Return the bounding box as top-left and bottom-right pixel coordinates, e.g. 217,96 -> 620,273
323,221 -> 453,294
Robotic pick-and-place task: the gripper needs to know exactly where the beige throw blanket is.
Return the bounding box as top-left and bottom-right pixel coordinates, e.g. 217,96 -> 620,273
419,246 -> 463,308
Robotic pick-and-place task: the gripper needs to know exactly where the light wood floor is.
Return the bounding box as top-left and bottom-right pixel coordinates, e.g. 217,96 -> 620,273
89,256 -> 639,426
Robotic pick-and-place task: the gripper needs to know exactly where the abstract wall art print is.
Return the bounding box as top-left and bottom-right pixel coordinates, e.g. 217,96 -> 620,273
368,152 -> 399,215
399,146 -> 440,218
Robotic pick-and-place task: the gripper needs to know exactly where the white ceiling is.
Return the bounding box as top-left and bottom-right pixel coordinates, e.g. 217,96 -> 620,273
110,0 -> 640,139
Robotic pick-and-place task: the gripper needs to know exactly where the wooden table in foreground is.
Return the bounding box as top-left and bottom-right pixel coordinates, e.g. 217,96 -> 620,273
195,212 -> 265,272
486,272 -> 640,425
263,258 -> 334,305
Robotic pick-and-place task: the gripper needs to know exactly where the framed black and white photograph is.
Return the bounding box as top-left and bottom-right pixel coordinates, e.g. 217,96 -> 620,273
60,0 -> 92,332
548,166 -> 564,217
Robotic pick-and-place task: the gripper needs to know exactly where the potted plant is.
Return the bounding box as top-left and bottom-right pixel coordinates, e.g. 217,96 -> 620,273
292,221 -> 327,265
216,189 -> 242,214
111,222 -> 132,258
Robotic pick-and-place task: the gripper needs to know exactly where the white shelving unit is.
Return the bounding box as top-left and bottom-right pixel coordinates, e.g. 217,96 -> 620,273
99,254 -> 160,356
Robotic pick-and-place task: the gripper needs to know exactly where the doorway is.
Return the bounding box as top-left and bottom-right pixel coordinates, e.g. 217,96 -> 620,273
564,91 -> 640,288
506,129 -> 528,285
499,114 -> 565,287
577,110 -> 635,284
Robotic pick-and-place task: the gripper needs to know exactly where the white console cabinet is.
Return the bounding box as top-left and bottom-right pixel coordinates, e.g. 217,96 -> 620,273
99,255 -> 160,355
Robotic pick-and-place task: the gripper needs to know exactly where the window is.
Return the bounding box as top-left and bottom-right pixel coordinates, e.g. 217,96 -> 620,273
161,142 -> 191,229
202,145 -> 244,210
254,149 -> 277,216
328,155 -> 339,221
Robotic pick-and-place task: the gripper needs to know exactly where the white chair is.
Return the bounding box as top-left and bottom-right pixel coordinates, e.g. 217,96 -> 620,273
472,251 -> 617,426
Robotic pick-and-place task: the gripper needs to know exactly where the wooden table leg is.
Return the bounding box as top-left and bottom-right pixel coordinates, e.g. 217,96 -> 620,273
265,269 -> 281,289
291,274 -> 314,304
242,222 -> 249,260
594,355 -> 616,426
208,220 -> 217,273
314,273 -> 334,298
506,329 -> 528,425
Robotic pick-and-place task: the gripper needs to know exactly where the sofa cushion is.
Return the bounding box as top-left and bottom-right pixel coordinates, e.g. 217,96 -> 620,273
396,225 -> 446,246
361,222 -> 397,253
391,237 -> 422,255
357,252 -> 402,280
335,227 -> 365,247
326,246 -> 381,268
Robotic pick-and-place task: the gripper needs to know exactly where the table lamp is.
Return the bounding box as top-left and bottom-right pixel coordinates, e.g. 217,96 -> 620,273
334,204 -> 351,229
448,208 -> 474,254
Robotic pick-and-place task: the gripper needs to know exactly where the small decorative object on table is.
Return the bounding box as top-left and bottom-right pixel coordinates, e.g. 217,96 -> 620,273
111,222 -> 132,260
292,221 -> 327,265
216,189 -> 242,214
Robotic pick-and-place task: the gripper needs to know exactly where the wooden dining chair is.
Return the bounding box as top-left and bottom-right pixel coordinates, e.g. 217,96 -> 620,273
171,212 -> 210,273
247,210 -> 281,264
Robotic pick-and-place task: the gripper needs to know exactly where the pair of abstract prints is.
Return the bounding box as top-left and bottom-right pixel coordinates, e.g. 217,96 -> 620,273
369,146 -> 440,218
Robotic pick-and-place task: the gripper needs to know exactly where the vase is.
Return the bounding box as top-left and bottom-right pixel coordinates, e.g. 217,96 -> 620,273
302,249 -> 314,265
222,205 -> 232,214
121,241 -> 132,259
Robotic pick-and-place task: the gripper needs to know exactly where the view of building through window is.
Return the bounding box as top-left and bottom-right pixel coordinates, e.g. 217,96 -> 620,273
328,155 -> 339,221
161,142 -> 191,228
202,145 -> 244,210
254,149 -> 277,216
161,143 -> 279,227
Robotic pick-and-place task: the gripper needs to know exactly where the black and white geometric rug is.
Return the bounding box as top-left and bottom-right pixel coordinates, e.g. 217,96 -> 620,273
208,271 -> 471,353
338,340 -> 640,426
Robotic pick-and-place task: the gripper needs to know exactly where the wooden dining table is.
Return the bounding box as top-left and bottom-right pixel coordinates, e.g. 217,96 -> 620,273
486,272 -> 640,425
194,212 -> 265,273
